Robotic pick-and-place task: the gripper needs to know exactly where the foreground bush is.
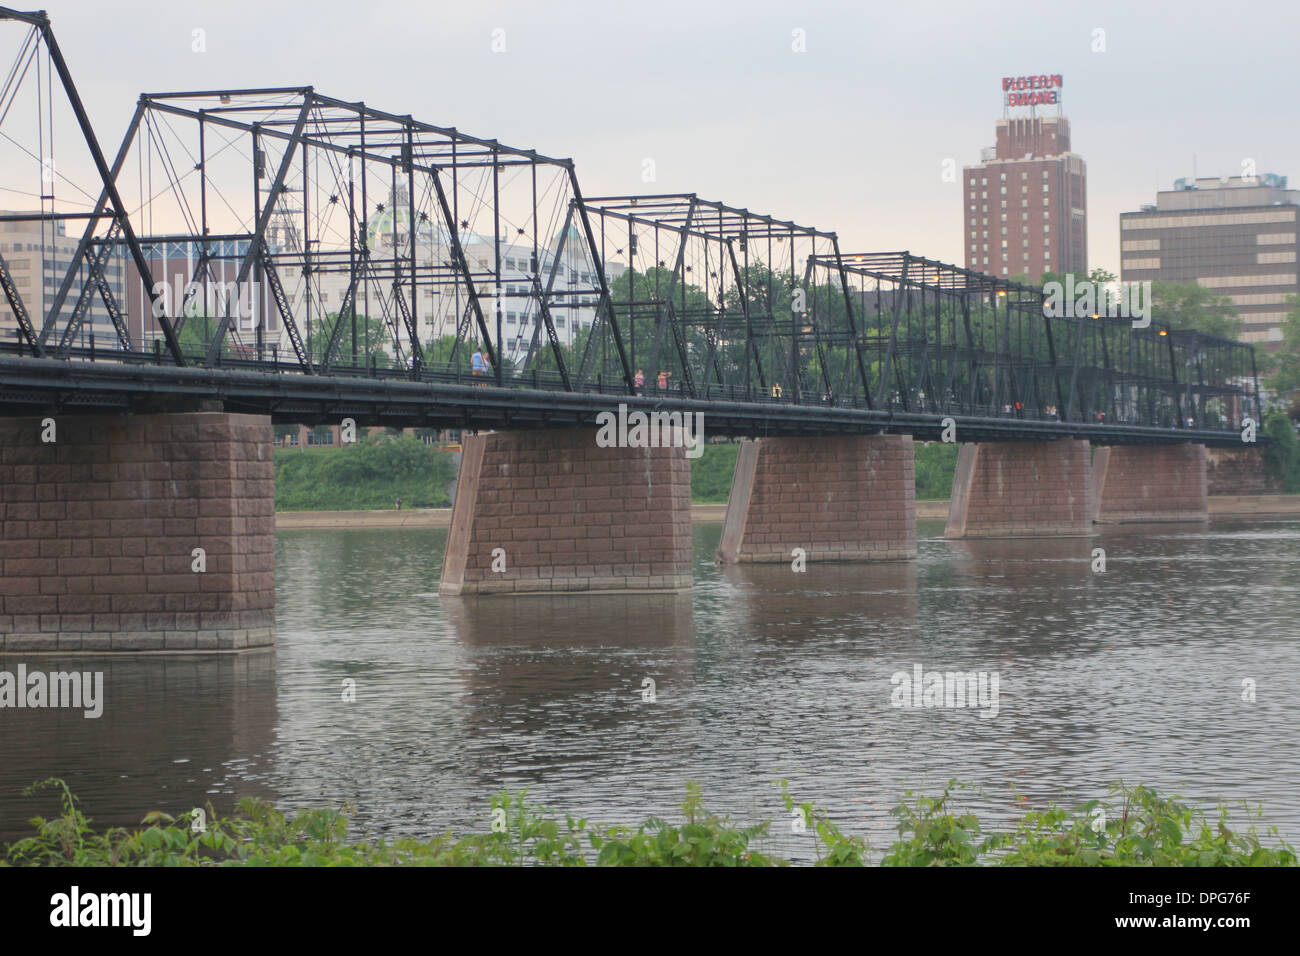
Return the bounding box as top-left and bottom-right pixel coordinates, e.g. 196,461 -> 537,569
2,778 -> 1293,867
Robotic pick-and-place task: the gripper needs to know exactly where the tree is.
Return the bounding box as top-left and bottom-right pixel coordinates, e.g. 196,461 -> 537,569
606,265 -> 713,381
306,312 -> 394,369
1151,281 -> 1242,339
1263,406 -> 1300,492
175,312 -> 234,360
1265,295 -> 1300,398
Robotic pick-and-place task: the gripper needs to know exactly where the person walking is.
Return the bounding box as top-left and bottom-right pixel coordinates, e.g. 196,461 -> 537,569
471,347 -> 490,382
634,368 -> 645,393
395,495 -> 402,511
656,370 -> 671,391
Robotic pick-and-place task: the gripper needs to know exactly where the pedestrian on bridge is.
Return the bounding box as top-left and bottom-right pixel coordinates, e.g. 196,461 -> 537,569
472,347 -> 490,382
635,369 -> 645,393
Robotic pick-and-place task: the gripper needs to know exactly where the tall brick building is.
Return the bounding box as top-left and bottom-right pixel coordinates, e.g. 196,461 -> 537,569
963,115 -> 1087,280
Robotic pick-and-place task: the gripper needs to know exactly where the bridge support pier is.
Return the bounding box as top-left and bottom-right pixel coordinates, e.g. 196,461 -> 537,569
0,413 -> 275,652
439,429 -> 693,595
717,435 -> 916,563
945,440 -> 1093,538
1092,444 -> 1207,523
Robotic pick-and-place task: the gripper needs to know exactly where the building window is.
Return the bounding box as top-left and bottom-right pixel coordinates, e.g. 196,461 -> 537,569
1042,184 -> 1050,193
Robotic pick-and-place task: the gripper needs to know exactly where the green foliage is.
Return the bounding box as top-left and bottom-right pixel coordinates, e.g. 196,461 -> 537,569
876,779 -> 1297,867
777,779 -> 869,866
589,782 -> 779,867
274,435 -> 457,511
689,443 -> 738,503
175,313 -> 233,361
914,441 -> 959,500
307,312 -> 394,369
1267,296 -> 1300,397
1262,406 -> 1300,492
5,778 -> 1292,867
881,781 -> 990,866
992,782 -> 1298,867
1151,280 -> 1243,340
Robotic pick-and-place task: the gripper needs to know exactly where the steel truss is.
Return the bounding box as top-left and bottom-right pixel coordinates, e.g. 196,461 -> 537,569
813,253 -> 1261,428
0,7 -> 1260,437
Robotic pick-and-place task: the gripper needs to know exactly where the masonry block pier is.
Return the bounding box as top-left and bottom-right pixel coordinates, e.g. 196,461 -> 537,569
945,440 -> 1093,538
439,429 -> 693,595
0,413 -> 275,652
717,435 -> 916,564
1093,444 -> 1208,523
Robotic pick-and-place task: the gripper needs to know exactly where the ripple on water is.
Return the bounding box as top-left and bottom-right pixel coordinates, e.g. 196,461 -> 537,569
2,520 -> 1296,857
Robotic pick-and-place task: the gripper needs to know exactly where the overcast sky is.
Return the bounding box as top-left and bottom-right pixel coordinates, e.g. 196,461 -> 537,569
27,0 -> 1300,272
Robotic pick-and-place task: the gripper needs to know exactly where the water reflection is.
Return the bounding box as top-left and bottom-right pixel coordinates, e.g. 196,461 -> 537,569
1,517 -> 1296,858
0,652 -> 278,841
441,591 -> 696,739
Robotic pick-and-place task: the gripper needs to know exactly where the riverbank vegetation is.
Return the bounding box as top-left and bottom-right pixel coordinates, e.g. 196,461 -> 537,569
274,435 -> 457,511
273,424 -> 1300,510
4,778 -> 1293,867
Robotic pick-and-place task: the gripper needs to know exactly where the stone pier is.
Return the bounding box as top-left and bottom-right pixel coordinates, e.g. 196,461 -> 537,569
945,440 -> 1093,538
439,429 -> 693,595
0,413 -> 275,652
1093,443 -> 1208,523
717,435 -> 915,563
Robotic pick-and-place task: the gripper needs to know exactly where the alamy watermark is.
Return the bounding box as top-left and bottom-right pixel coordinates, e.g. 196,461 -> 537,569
0,664 -> 103,718
595,403 -> 704,459
1042,275 -> 1151,329
890,662 -> 999,719
149,275 -> 264,329
50,886 -> 150,936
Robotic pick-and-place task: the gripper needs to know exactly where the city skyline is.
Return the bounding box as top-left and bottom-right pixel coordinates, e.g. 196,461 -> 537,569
5,0 -> 1294,285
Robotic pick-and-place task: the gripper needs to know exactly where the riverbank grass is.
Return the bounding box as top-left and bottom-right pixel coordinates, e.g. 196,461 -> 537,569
3,778 -> 1293,867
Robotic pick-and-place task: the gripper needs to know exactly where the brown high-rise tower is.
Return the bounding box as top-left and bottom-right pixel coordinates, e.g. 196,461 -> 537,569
963,115 -> 1087,280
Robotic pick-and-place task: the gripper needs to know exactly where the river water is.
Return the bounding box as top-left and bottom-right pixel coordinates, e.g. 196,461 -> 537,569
3,517 -> 1298,860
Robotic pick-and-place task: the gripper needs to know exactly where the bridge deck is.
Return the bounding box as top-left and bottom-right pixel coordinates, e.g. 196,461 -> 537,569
0,353 -> 1254,447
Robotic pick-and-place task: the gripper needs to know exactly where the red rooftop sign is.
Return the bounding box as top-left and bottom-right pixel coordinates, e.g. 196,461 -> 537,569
1003,74 -> 1062,106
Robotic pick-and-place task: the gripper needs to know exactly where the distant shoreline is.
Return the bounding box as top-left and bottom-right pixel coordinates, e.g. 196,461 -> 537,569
275,495 -> 1300,530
